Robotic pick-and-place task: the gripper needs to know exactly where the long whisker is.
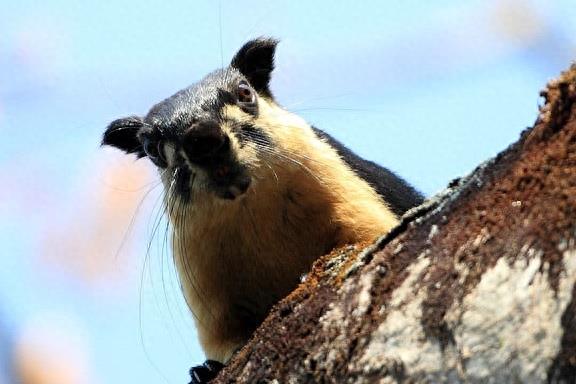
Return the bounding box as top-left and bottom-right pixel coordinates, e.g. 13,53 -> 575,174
245,137 -> 356,206
137,175 -> 172,384
114,178 -> 164,263
166,169 -> 218,329
251,142 -> 326,185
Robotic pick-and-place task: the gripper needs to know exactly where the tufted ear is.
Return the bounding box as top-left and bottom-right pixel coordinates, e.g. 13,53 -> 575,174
102,116 -> 145,157
230,37 -> 278,98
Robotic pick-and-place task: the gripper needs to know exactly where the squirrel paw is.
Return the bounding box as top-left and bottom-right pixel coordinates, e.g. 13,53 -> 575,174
189,360 -> 225,384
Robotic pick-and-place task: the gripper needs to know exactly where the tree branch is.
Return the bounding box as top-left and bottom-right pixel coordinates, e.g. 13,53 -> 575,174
215,64 -> 576,383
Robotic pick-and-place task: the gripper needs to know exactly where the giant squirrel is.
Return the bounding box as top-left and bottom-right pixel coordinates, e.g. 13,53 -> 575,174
103,38 -> 423,383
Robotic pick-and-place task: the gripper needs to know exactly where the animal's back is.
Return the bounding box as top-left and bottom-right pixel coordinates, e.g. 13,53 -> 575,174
312,127 -> 423,216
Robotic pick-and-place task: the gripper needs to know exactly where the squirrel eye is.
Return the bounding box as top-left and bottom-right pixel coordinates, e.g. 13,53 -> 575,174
237,82 -> 255,105
143,137 -> 167,167
143,137 -> 157,158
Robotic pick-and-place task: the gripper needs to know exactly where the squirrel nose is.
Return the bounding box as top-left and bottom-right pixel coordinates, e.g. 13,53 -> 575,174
182,121 -> 229,162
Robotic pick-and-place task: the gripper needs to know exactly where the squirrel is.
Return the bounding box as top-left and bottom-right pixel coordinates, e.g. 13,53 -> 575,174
103,38 -> 424,383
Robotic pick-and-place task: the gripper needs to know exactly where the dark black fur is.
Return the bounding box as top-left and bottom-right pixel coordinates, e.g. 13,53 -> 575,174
189,360 -> 224,384
312,128 -> 424,216
102,115 -> 145,157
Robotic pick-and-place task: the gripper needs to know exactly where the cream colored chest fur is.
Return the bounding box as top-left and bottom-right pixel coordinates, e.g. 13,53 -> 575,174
170,122 -> 399,361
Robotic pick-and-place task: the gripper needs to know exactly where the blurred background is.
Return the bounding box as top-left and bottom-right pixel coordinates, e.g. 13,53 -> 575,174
0,0 -> 575,383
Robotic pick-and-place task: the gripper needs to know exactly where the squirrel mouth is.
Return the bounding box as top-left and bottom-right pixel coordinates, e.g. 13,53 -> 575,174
214,165 -> 251,200
221,180 -> 251,200
172,161 -> 251,201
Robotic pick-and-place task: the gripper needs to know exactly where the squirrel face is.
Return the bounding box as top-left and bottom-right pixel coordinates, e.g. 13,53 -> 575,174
103,38 -> 284,201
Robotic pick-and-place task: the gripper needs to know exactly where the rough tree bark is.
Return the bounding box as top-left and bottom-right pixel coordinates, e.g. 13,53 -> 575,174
214,64 -> 576,383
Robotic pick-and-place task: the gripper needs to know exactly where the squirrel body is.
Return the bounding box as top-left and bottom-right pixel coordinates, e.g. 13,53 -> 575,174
103,38 -> 423,365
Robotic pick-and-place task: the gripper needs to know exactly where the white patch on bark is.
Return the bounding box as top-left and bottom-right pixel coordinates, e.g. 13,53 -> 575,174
356,244 -> 576,383
237,361 -> 253,382
428,225 -> 439,241
447,249 -> 576,382
309,286 -> 356,376
359,256 -> 460,380
320,302 -> 346,332
354,272 -> 375,317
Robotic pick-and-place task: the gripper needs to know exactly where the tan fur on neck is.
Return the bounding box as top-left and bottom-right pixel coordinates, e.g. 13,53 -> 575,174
170,99 -> 398,361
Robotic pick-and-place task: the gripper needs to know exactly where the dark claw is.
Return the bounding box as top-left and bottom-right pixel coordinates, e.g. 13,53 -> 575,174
189,360 -> 225,384
203,360 -> 225,373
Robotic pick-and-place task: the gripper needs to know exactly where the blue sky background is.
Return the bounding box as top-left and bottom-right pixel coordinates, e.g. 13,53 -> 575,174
1,1 -> 575,383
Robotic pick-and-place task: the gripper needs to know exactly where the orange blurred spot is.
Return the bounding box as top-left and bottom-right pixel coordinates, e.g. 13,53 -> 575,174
491,0 -> 546,44
13,313 -> 95,384
40,151 -> 159,297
